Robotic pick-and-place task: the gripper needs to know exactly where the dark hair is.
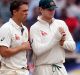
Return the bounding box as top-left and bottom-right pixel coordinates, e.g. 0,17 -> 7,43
10,0 -> 28,15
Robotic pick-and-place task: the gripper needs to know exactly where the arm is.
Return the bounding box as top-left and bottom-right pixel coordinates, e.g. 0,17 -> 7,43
0,41 -> 31,58
30,27 -> 58,56
0,25 -> 31,58
61,21 -> 76,51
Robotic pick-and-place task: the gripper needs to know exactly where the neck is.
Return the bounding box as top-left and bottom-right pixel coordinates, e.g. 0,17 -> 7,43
12,17 -> 22,27
41,16 -> 52,24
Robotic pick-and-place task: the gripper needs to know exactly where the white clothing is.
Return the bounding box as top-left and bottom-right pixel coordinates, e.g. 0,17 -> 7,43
0,63 -> 29,75
0,18 -> 28,69
30,16 -> 76,75
30,16 -> 76,66
33,63 -> 68,75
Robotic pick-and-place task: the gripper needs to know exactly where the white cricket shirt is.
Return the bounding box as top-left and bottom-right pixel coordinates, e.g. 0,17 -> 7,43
0,18 -> 28,69
30,16 -> 76,66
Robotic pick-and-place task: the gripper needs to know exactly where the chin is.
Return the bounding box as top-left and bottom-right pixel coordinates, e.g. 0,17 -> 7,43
48,16 -> 53,19
23,17 -> 27,21
48,17 -> 52,20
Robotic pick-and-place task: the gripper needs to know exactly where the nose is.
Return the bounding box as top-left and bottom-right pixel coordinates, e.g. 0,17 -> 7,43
25,11 -> 28,16
49,10 -> 55,14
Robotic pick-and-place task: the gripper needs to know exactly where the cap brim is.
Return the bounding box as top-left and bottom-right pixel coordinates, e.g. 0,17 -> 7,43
47,6 -> 57,10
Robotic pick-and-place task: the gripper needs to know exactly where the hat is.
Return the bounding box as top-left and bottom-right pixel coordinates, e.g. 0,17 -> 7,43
39,0 -> 57,10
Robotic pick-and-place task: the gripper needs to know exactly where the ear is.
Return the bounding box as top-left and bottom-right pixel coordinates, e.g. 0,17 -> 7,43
13,10 -> 17,15
39,7 -> 43,13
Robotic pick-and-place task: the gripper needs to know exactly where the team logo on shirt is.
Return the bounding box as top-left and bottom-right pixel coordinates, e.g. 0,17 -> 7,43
40,30 -> 47,36
15,34 -> 20,40
0,37 -> 5,41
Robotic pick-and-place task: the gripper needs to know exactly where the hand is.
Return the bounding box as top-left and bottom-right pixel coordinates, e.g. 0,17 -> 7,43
59,27 -> 66,46
21,41 -> 31,50
59,27 -> 66,36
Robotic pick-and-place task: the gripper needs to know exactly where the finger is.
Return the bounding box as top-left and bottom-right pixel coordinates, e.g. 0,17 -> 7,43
62,32 -> 66,36
61,36 -> 65,41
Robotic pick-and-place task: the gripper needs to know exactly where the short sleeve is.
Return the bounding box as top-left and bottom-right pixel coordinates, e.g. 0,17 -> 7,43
0,25 -> 11,47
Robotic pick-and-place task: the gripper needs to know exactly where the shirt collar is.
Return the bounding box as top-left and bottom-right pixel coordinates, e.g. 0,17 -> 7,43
37,16 -> 55,25
9,18 -> 24,30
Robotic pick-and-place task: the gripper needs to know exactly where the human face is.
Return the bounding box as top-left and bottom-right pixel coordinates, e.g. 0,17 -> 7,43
40,8 -> 55,20
14,4 -> 28,22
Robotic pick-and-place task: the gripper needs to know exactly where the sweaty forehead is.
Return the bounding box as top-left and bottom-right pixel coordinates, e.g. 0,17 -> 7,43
19,4 -> 28,10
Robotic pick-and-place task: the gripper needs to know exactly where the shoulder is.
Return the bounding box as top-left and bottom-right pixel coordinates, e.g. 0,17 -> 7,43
0,22 -> 11,32
0,22 -> 12,36
30,21 -> 40,30
54,19 -> 66,24
54,19 -> 68,28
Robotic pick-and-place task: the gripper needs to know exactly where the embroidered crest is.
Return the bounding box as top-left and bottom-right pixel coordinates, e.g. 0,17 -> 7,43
40,30 -> 47,36
15,34 -> 20,40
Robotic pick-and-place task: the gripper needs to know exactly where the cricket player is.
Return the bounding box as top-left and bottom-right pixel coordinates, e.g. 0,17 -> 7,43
30,0 -> 76,75
0,0 -> 31,75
